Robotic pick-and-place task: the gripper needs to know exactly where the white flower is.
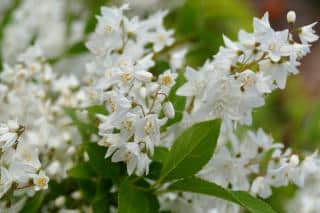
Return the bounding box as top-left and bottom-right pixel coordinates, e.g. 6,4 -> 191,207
299,22 -> 319,44
0,120 -> 21,149
33,171 -> 49,191
170,47 -> 188,69
0,167 -> 13,198
176,67 -> 207,97
163,101 -> 175,118
134,70 -> 153,82
251,176 -> 272,198
15,142 -> 41,170
109,143 -> 141,175
159,70 -> 178,89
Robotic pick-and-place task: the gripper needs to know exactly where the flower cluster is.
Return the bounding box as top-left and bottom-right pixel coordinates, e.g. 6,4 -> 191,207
155,11 -> 319,213
287,152 -> 320,212
0,45 -> 83,180
2,0 -> 85,63
0,119 -> 48,199
85,5 -> 177,176
177,12 -> 318,126
202,129 -> 303,198
160,128 -> 318,213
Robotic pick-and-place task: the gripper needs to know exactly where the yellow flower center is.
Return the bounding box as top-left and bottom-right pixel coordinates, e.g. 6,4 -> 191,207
121,73 -> 132,82
105,25 -> 113,33
35,177 -> 47,187
144,121 -> 154,135
161,75 -> 172,86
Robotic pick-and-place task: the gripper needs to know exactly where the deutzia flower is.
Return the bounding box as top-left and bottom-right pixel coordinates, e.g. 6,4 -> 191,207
0,120 -> 48,199
33,171 -> 49,191
1,0 -> 86,62
251,176 -> 272,198
298,22 -> 319,44
176,66 -> 207,97
178,12 -> 317,126
163,101 -> 175,119
0,120 -> 22,149
86,5 -> 176,176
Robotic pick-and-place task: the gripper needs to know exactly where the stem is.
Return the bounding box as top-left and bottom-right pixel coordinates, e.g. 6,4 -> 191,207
136,104 -> 146,117
186,97 -> 195,114
153,36 -> 196,60
232,52 -> 268,73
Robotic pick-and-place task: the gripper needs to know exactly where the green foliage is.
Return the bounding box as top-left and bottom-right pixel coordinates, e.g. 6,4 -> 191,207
20,191 -> 45,213
85,143 -> 121,182
293,101 -> 319,149
169,177 -> 276,213
160,120 -> 220,181
118,179 -> 159,213
68,162 -> 96,179
266,185 -> 297,213
166,0 -> 252,66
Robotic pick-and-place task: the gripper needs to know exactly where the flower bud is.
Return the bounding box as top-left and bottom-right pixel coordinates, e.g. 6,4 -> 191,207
135,71 -> 153,82
67,146 -> 76,155
47,161 -> 61,176
54,196 -> 66,207
289,154 -> 299,166
163,101 -> 175,118
71,190 -> 82,200
139,87 -> 147,98
287,10 -> 296,24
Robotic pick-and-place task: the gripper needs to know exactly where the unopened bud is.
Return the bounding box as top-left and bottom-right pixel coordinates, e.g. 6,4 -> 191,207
67,146 -> 76,155
163,102 -> 175,118
135,71 -> 153,82
139,87 -> 147,98
47,161 -> 61,176
287,11 -> 296,24
71,190 -> 82,200
290,154 -> 299,167
54,196 -> 66,207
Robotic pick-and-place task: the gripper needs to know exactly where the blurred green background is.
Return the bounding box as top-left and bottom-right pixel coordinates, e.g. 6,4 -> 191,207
2,0 -> 319,212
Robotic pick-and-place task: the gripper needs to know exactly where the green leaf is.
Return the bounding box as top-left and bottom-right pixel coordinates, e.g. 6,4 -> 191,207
169,177 -> 276,213
68,162 -> 96,179
77,179 -> 96,202
160,120 -> 220,181
85,143 -> 120,182
20,191 -> 45,213
147,147 -> 169,180
152,147 -> 169,162
118,179 -> 159,213
92,179 -> 112,213
232,191 -> 276,213
164,73 -> 187,128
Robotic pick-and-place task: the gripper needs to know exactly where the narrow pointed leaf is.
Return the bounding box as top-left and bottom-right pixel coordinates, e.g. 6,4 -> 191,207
160,120 -> 220,181
168,177 -> 276,213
